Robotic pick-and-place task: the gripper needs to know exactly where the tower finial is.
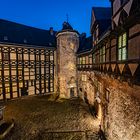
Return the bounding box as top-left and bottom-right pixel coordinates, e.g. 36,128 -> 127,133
66,13 -> 69,23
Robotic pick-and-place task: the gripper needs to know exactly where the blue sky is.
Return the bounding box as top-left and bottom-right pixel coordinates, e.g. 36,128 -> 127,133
0,0 -> 110,36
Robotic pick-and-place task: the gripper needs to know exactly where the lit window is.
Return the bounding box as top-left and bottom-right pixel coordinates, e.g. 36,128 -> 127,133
118,32 -> 127,61
3,53 -> 9,61
18,54 -> 22,60
5,87 -> 10,93
82,57 -> 86,64
99,46 -> 106,63
36,55 -> 39,61
88,55 -> 92,64
36,67 -> 40,74
79,57 -> 82,64
50,55 -> 53,61
18,70 -> 22,76
93,53 -> 95,64
81,74 -> 87,82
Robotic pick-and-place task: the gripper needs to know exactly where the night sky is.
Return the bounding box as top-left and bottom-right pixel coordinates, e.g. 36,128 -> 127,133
0,0 -> 110,36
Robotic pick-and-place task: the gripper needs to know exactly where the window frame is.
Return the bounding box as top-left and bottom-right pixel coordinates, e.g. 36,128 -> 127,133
99,45 -> 106,63
118,32 -> 127,61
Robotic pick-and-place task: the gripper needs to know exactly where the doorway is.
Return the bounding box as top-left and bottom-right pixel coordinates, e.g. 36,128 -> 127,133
70,87 -> 75,97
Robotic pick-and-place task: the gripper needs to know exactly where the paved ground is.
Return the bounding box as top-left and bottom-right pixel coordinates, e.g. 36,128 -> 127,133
0,95 -> 100,140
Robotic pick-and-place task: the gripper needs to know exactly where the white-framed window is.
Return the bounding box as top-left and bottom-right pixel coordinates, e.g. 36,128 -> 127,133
118,32 -> 127,61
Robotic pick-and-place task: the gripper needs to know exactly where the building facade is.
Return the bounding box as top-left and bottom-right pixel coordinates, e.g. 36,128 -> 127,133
0,0 -> 140,139
0,20 -> 56,100
77,0 -> 140,140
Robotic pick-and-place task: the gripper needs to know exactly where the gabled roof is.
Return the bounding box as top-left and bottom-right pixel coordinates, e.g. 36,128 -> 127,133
0,19 -> 56,48
90,7 -> 111,33
92,7 -> 111,20
77,36 -> 92,54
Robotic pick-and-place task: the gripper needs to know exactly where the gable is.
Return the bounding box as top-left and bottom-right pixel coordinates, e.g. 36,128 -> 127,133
90,10 -> 96,33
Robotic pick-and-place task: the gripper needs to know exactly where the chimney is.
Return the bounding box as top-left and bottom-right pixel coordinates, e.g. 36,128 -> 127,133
50,27 -> 54,35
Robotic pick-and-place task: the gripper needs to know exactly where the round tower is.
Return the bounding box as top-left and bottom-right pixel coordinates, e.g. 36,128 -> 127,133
56,22 -> 79,98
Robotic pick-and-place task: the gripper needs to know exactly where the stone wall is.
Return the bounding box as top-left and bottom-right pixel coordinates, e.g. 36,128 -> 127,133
78,71 -> 140,140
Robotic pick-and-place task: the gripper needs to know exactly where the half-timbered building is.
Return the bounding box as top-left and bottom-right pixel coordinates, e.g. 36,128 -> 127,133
0,19 -> 56,100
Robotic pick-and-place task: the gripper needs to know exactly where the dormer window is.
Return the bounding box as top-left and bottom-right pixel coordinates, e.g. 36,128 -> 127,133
23,39 -> 27,43
49,43 -> 52,46
50,27 -> 54,36
4,36 -> 8,41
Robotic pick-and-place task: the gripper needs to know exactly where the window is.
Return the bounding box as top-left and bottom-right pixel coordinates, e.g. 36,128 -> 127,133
18,70 -> 22,76
99,46 -> 106,63
3,53 -> 9,61
36,67 -> 40,74
79,57 -> 82,65
81,74 -> 87,82
23,39 -> 27,43
36,55 -> 39,61
88,55 -> 92,65
31,80 -> 34,86
93,53 -> 96,64
50,55 -> 54,61
4,36 -> 8,41
18,54 -> 22,60
118,32 -> 127,61
82,57 -> 86,65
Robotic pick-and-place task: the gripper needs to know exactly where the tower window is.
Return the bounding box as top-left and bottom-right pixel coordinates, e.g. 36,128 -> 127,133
118,32 -> 127,61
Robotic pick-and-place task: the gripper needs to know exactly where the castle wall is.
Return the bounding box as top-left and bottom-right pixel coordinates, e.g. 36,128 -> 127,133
78,71 -> 140,140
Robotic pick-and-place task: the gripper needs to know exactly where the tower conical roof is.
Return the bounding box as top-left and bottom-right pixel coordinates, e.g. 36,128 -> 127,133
62,21 -> 73,30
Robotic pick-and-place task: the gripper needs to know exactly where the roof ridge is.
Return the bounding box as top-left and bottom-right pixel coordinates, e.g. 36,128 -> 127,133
0,18 -> 54,32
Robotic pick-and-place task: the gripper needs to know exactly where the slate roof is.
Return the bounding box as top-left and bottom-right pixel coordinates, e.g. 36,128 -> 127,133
91,7 -> 111,34
77,36 -> 93,54
62,21 -> 73,30
92,7 -> 111,20
0,19 -> 56,48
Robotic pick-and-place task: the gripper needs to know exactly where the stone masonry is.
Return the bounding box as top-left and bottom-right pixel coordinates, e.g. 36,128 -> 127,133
78,71 -> 140,140
56,31 -> 79,98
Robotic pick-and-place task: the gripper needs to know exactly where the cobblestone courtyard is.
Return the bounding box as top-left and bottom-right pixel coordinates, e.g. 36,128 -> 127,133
1,95 -> 100,140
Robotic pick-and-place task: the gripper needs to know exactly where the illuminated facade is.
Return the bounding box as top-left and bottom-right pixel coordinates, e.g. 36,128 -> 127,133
0,20 -> 55,100
56,22 -> 79,98
77,0 -> 140,140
